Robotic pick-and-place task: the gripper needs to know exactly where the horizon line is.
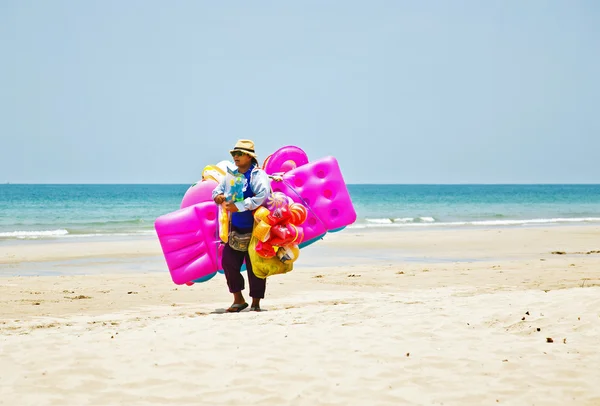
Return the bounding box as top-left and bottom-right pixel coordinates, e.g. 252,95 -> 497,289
3,182 -> 600,186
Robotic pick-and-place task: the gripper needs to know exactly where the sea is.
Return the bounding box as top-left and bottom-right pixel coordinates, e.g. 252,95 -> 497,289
1,184 -> 600,241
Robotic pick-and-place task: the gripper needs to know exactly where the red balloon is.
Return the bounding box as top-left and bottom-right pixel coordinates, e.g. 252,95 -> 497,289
269,224 -> 293,246
266,206 -> 292,226
255,241 -> 276,258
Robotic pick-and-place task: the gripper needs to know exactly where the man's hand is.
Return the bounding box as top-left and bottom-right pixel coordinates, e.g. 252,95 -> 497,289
214,194 -> 226,204
225,202 -> 239,212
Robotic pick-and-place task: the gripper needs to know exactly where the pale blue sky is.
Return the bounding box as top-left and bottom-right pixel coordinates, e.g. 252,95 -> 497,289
1,1 -> 598,184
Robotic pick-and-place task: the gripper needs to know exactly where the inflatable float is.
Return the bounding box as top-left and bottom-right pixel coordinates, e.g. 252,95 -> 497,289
154,145 -> 356,285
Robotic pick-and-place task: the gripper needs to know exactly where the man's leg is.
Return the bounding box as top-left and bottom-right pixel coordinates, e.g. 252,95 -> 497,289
222,244 -> 247,308
245,251 -> 266,310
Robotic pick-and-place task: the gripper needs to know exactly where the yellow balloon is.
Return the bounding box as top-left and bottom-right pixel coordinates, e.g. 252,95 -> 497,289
253,221 -> 271,242
254,206 -> 270,222
202,165 -> 226,183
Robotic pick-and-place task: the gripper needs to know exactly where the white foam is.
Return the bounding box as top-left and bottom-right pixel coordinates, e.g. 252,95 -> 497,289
62,230 -> 158,238
0,229 -> 69,239
366,218 -> 394,224
464,217 -> 600,226
366,217 -> 435,224
392,217 -> 415,223
366,217 -> 437,224
349,217 -> 600,229
0,229 -> 158,240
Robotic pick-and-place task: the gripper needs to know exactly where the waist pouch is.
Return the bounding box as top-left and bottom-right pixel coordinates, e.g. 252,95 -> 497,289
228,230 -> 252,252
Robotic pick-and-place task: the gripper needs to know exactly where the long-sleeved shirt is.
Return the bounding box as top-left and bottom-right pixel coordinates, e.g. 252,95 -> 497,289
212,165 -> 271,228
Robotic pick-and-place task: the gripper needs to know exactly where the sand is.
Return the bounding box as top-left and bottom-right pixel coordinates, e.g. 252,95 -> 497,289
1,225 -> 600,405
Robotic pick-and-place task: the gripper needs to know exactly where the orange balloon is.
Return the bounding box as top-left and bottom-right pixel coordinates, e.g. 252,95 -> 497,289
289,203 -> 308,225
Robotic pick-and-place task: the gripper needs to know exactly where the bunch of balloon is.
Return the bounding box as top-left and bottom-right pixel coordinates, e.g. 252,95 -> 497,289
252,192 -> 308,273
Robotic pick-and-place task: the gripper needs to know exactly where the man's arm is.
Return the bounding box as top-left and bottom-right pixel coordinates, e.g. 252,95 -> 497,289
212,176 -> 226,203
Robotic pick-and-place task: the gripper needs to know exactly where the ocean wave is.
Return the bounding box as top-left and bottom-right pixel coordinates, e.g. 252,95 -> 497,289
4,217 -> 599,240
0,228 -> 157,240
352,217 -> 600,229
65,227 -> 154,235
0,229 -> 69,239
63,230 -> 157,238
366,218 -> 394,224
82,218 -> 148,226
366,217 -> 436,224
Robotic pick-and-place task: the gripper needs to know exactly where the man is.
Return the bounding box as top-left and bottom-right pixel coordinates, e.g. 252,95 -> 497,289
212,140 -> 271,312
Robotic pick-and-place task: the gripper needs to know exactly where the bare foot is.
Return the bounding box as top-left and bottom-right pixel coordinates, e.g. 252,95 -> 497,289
232,291 -> 245,305
250,298 -> 261,311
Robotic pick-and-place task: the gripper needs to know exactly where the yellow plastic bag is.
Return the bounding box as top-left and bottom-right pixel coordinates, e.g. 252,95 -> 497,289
248,236 -> 294,279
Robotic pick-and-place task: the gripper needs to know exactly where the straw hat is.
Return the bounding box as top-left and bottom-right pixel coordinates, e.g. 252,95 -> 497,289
230,139 -> 258,159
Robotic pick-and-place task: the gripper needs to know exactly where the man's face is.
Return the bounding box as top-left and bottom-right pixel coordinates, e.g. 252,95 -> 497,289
231,151 -> 252,167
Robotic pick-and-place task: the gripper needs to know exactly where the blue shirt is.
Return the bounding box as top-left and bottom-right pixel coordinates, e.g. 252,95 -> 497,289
212,165 -> 271,229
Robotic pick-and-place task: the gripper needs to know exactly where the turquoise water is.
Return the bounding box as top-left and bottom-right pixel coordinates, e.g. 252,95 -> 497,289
1,184 -> 600,240
350,184 -> 600,228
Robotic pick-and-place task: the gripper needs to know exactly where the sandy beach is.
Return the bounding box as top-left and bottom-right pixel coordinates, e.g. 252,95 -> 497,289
1,225 -> 600,405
